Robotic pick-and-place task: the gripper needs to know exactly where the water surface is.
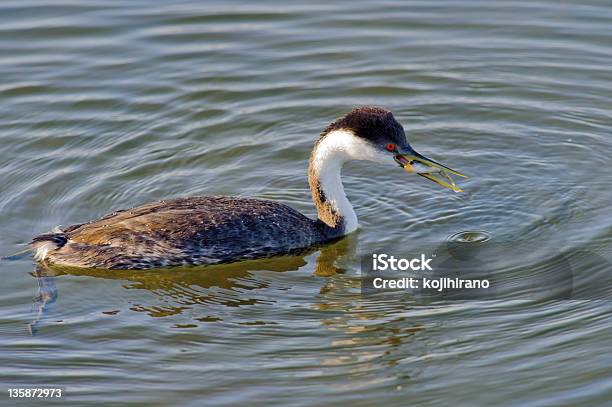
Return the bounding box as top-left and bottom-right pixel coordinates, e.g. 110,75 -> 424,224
1,1 -> 611,406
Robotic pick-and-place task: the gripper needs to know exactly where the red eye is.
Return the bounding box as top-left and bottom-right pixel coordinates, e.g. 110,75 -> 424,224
385,143 -> 396,152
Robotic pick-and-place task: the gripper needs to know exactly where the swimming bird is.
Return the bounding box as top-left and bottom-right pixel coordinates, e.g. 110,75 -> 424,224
31,107 -> 465,269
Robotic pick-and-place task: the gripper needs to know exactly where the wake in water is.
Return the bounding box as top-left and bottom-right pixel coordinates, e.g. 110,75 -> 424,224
28,267 -> 58,336
0,247 -> 32,261
1,248 -> 58,335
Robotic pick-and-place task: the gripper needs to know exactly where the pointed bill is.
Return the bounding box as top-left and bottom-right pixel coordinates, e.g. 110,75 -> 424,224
394,148 -> 467,193
417,172 -> 463,193
410,151 -> 467,178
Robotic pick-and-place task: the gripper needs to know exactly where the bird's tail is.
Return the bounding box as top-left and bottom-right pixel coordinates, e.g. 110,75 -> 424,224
29,232 -> 68,261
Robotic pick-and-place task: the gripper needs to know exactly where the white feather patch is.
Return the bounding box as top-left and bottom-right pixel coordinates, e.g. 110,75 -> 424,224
311,129 -> 389,233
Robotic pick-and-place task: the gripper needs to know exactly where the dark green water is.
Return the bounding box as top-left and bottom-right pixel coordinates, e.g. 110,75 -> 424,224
1,1 -> 611,406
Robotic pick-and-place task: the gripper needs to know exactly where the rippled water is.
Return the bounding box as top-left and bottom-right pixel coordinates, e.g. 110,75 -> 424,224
1,1 -> 611,406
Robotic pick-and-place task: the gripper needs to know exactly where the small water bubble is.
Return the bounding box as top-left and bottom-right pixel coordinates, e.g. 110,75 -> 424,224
448,230 -> 491,243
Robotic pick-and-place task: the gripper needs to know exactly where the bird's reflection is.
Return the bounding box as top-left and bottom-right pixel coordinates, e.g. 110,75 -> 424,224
30,234 -> 609,335
29,235 -> 356,333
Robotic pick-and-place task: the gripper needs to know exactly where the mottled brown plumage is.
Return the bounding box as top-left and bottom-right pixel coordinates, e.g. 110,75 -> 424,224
32,196 -> 340,269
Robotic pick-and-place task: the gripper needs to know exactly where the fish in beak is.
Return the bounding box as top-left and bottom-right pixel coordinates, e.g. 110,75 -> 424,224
394,147 -> 467,193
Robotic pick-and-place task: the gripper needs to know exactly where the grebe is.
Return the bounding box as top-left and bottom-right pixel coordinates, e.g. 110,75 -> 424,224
31,107 -> 465,270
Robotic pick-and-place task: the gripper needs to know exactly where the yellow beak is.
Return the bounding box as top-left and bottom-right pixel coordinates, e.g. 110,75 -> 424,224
396,150 -> 467,193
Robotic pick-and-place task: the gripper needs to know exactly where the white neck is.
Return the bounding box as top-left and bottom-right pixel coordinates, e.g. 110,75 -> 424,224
310,129 -> 384,234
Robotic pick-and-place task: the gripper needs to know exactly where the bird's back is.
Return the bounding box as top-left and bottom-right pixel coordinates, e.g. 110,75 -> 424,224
32,196 -> 329,269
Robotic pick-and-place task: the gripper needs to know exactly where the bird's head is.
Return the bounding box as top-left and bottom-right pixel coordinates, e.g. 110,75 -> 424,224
319,106 -> 467,192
